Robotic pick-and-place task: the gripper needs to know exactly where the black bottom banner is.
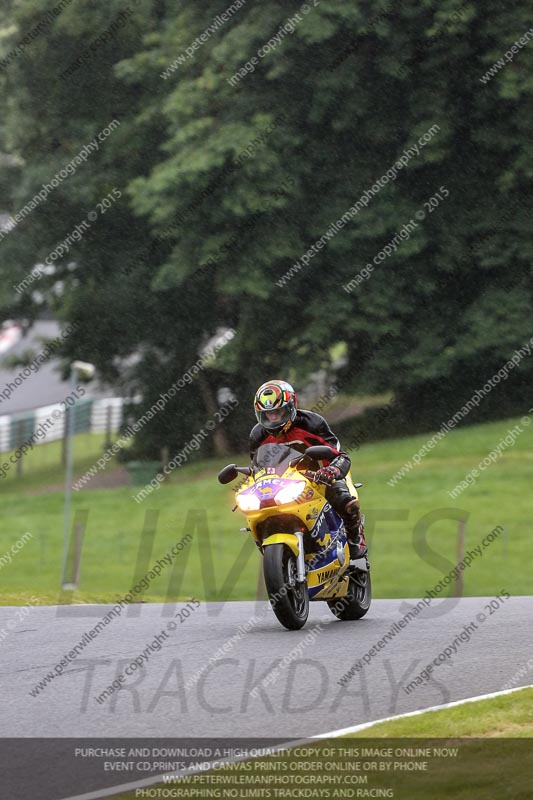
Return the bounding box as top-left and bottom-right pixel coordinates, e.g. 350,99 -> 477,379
2,737 -> 532,800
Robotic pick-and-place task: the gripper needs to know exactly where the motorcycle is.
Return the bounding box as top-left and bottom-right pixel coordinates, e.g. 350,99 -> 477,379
218,442 -> 371,630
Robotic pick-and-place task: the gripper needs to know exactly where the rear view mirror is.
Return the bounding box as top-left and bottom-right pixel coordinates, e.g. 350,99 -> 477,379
304,445 -> 338,461
218,464 -> 239,484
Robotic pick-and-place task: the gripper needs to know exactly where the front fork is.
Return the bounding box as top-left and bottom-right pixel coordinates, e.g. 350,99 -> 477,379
295,531 -> 306,583
261,532 -> 307,584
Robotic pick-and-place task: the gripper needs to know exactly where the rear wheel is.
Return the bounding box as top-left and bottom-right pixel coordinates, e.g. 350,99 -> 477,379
327,567 -> 371,620
263,544 -> 309,630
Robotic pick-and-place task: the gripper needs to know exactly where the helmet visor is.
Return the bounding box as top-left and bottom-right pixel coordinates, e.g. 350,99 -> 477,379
256,405 -> 293,431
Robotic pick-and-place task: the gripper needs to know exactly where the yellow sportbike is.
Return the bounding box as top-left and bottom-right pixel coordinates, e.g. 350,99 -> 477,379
218,443 -> 371,630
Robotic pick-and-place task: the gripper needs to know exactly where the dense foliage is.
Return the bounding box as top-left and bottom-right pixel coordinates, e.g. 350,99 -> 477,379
1,0 -> 532,453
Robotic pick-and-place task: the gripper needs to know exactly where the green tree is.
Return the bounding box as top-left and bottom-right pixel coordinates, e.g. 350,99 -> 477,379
1,0 -> 532,455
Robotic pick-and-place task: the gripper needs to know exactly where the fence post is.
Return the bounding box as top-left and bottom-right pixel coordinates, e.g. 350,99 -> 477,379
16,418 -> 24,478
105,404 -> 112,450
161,446 -> 169,474
62,406 -> 69,468
62,509 -> 88,591
454,518 -> 466,597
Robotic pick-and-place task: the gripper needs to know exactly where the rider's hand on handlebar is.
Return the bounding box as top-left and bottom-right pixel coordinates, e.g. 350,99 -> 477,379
314,465 -> 342,486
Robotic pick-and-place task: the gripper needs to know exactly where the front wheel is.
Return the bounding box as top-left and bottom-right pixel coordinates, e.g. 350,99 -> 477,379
328,568 -> 371,620
263,544 -> 309,630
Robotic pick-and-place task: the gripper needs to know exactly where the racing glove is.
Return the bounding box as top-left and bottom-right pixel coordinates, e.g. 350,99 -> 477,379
314,465 -> 342,486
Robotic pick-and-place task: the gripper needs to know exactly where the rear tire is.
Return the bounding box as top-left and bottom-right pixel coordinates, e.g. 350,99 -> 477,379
328,568 -> 371,620
263,544 -> 309,630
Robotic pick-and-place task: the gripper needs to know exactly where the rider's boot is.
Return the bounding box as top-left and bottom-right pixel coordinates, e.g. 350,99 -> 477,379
344,498 -> 367,559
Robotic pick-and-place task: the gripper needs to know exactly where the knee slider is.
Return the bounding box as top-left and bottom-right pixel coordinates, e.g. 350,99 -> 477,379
345,497 -> 360,516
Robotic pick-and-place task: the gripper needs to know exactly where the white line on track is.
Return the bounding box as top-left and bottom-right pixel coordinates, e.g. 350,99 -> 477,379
311,683 -> 533,738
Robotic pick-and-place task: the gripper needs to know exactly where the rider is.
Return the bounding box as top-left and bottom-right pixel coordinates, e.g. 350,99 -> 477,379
250,380 -> 367,559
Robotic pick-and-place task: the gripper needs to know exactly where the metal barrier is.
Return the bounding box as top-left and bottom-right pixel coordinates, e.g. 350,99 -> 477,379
0,397 -> 124,453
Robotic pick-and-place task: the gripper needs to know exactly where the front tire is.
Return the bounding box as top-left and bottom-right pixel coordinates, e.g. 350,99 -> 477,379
328,568 -> 371,620
263,544 -> 309,630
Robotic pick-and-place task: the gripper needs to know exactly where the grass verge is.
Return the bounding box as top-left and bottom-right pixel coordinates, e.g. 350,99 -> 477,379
0,415 -> 531,604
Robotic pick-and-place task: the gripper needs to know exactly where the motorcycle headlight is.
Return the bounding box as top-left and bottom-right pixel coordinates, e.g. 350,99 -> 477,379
236,492 -> 261,511
275,480 -> 306,506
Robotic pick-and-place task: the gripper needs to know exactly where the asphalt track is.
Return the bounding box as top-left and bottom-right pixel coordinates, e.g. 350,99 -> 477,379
2,597 -> 532,797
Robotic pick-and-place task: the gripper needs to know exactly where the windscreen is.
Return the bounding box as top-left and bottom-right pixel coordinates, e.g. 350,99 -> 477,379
252,443 -> 305,477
